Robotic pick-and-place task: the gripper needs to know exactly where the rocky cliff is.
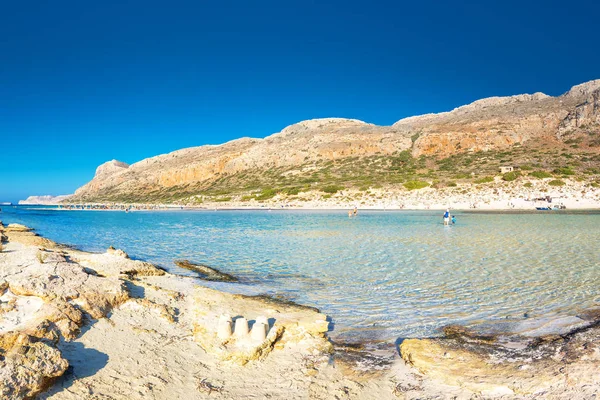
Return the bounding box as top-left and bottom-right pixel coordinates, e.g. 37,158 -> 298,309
70,80 -> 600,203
395,80 -> 600,157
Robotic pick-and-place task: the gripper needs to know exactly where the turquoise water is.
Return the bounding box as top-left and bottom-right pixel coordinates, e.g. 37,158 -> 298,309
1,206 -> 599,342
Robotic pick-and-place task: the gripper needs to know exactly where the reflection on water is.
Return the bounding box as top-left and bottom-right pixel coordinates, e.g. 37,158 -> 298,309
2,207 -> 599,342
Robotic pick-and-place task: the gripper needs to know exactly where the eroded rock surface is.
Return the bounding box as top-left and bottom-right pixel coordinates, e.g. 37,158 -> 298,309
73,246 -> 166,277
400,323 -> 600,398
0,225 -> 164,399
0,334 -> 68,399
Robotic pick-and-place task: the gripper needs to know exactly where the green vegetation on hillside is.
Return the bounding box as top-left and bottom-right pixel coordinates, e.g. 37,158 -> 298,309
76,139 -> 600,204
502,171 -> 520,181
475,176 -> 494,184
403,181 -> 429,190
548,179 -> 566,186
529,170 -> 552,179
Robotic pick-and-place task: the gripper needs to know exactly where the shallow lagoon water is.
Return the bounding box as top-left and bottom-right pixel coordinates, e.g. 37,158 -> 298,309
2,207 -> 599,342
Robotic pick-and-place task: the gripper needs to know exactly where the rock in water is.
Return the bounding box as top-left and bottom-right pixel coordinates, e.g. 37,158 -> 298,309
174,260 -> 238,282
5,224 -> 32,232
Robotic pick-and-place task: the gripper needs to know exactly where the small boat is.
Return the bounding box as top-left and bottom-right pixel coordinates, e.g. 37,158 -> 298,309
536,202 -> 566,211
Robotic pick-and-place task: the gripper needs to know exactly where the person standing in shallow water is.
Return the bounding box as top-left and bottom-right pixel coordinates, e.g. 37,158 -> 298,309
443,208 -> 450,225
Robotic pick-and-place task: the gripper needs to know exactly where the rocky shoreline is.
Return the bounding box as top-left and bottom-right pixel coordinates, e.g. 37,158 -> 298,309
0,222 -> 599,399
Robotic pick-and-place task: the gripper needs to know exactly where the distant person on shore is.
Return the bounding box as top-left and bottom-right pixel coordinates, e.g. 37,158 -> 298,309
443,209 -> 450,225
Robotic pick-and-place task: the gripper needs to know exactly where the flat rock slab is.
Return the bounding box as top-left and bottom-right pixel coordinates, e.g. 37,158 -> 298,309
174,259 -> 238,282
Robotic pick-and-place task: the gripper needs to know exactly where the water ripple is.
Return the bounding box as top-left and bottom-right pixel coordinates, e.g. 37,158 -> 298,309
3,208 -> 600,342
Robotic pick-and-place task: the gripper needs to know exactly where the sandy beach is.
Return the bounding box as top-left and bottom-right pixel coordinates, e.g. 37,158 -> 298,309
50,178 -> 600,212
212,179 -> 600,211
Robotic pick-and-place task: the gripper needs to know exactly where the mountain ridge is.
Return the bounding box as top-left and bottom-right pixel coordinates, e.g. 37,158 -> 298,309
70,79 -> 600,203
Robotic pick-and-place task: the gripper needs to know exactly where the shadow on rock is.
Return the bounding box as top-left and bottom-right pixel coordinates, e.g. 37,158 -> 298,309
122,279 -> 146,299
40,342 -> 109,398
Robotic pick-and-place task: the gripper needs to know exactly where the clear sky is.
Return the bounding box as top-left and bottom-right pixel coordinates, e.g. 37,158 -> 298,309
1,0 -> 599,202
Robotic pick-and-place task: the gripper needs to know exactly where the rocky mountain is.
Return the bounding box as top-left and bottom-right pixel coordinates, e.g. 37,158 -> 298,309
395,80 -> 600,157
19,194 -> 73,205
70,80 -> 600,203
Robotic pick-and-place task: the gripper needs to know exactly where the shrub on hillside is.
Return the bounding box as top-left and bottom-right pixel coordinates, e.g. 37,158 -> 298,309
502,171 -> 520,181
403,180 -> 429,190
553,167 -> 575,176
529,171 -> 552,179
396,150 -> 412,162
548,179 -> 566,186
283,187 -> 301,196
475,176 -> 494,184
255,188 -> 278,200
321,185 -> 344,194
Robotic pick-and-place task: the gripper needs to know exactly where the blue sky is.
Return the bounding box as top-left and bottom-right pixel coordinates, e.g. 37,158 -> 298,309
1,0 -> 599,202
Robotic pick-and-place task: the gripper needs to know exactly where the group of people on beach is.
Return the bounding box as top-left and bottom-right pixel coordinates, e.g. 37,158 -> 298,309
443,208 -> 456,225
